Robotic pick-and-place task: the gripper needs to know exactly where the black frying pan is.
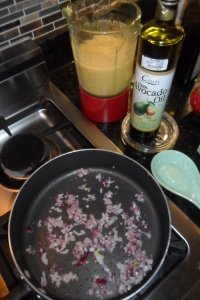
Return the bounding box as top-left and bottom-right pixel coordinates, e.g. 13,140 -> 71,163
8,149 -> 171,300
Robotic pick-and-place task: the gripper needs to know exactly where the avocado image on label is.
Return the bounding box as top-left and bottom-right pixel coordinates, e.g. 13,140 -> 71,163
134,100 -> 149,115
145,102 -> 156,116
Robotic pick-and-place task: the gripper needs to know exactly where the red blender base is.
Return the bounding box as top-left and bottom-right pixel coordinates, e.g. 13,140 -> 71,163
80,87 -> 130,123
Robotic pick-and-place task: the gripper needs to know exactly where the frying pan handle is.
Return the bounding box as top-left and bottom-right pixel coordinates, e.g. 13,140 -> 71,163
4,282 -> 32,300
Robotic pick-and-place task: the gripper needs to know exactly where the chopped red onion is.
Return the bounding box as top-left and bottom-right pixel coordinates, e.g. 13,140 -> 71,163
25,168 -> 153,299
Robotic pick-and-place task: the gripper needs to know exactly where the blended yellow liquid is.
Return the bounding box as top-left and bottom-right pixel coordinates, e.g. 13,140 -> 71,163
72,34 -> 137,97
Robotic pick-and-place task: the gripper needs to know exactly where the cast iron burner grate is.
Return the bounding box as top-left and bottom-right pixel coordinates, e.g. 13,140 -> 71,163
0,212 -> 188,300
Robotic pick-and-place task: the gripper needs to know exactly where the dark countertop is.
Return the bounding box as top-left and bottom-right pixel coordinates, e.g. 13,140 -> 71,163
39,31 -> 200,228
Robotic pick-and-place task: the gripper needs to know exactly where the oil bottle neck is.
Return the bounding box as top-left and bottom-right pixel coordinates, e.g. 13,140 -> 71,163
155,0 -> 179,22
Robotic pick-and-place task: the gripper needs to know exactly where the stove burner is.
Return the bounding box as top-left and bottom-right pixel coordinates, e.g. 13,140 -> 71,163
0,134 -> 51,191
1,134 -> 49,179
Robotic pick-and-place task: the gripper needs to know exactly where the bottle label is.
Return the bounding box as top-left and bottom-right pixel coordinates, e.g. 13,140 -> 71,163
131,63 -> 175,132
141,55 -> 169,71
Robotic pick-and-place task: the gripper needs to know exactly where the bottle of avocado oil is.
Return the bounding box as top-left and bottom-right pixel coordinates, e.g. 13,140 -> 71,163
130,0 -> 185,144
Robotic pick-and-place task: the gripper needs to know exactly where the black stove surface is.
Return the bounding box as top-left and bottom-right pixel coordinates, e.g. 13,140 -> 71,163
0,89 -> 196,300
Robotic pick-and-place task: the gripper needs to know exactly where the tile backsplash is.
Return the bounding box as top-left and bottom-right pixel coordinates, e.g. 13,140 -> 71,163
0,0 -> 69,50
0,0 -> 158,51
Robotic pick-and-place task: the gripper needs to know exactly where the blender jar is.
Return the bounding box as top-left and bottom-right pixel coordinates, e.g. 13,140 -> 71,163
63,0 -> 141,122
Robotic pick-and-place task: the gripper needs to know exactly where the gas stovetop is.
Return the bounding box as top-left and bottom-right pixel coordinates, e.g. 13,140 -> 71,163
0,39 -> 200,300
